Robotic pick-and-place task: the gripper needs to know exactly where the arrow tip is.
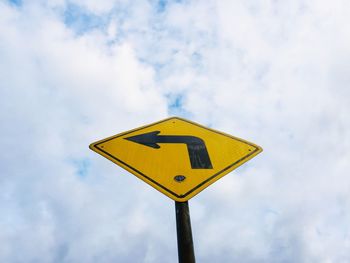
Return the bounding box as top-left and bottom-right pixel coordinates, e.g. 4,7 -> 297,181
124,131 -> 161,149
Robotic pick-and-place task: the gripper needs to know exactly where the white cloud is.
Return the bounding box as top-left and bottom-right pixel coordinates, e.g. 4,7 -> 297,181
1,0 -> 350,262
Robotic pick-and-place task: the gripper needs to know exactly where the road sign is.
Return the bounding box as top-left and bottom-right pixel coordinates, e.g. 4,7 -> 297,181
89,117 -> 262,201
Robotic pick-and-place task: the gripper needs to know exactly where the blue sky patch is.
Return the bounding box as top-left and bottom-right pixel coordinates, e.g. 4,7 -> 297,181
157,0 -> 168,12
8,0 -> 21,6
156,0 -> 183,12
72,158 -> 91,178
167,93 -> 190,117
63,4 -> 108,35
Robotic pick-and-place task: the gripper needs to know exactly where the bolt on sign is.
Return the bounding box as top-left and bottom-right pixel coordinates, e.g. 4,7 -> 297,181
89,117 -> 262,201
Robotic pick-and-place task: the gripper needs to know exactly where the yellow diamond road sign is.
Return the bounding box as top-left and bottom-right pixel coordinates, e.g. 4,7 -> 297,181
90,117 -> 262,201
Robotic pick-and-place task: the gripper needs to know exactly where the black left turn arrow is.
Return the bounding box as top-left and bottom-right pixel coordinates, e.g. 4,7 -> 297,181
124,131 -> 213,169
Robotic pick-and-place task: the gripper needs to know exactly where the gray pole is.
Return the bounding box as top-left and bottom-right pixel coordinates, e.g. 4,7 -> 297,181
175,201 -> 196,263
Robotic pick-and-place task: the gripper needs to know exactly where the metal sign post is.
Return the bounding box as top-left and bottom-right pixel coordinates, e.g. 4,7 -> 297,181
175,201 -> 195,263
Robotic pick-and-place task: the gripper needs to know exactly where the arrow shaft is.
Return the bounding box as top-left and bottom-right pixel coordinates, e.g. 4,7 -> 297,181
157,135 -> 213,169
156,135 -> 202,144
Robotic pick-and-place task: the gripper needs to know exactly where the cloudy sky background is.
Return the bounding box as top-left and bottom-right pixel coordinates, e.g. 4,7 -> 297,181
1,0 -> 350,262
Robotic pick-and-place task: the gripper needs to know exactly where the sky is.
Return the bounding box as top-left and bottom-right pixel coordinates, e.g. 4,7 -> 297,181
1,0 -> 350,262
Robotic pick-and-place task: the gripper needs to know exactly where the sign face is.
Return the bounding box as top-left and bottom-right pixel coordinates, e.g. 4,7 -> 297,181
89,117 -> 262,201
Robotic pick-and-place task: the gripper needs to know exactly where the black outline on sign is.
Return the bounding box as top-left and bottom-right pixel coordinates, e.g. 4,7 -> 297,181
91,117 -> 261,199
